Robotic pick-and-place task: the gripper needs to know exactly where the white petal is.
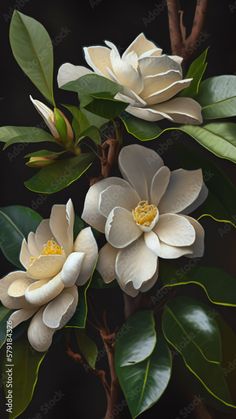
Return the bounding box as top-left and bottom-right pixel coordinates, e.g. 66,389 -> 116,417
139,55 -> 182,77
27,232 -> 40,256
115,237 -> 157,293
151,166 -> 171,206
49,199 -> 74,255
0,271 -> 34,309
43,286 -> 78,329
82,177 -> 130,232
140,265 -> 159,292
84,46 -> 112,77
119,144 -> 164,200
144,231 -> 193,259
61,252 -> 85,287
19,239 -> 31,269
126,105 -> 172,122
159,169 -> 203,214
115,90 -> 146,107
153,97 -> 203,124
57,63 -> 92,88
28,308 -> 55,352
34,219 -> 52,250
105,207 -> 142,249
183,183 -> 208,215
8,276 -> 34,297
99,184 -> 139,217
9,308 -> 38,329
30,96 -> 59,138
141,70 -> 182,98
154,214 -> 196,246
97,243 -> 118,284
170,55 -> 184,65
74,227 -> 98,285
27,254 -> 66,280
25,273 -> 64,306
184,216 -> 205,258
144,79 -> 192,105
123,33 -> 162,59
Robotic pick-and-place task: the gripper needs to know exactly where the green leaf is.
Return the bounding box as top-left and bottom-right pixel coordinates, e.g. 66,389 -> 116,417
64,105 -> 90,137
160,264 -> 236,308
197,75 -> 236,119
179,123 -> 236,163
115,310 -> 156,367
78,126 -> 101,145
0,206 -> 42,268
85,96 -> 128,119
0,306 -> 11,349
73,214 -> 85,238
0,126 -> 54,149
120,113 -> 162,141
25,153 -> 94,194
116,335 -> 172,418
82,108 -> 108,130
10,11 -> 54,104
162,298 -> 235,408
179,49 -> 208,97
91,270 -> 118,289
75,329 -> 98,369
66,277 -> 93,328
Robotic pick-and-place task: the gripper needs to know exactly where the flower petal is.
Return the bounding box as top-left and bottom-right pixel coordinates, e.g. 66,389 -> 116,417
9,308 -> 38,329
19,239 -> 31,269
73,227 -> 98,286
97,243 -> 118,284
43,286 -> 78,330
0,271 -> 34,309
154,214 -> 196,246
183,216 -> 205,258
183,183 -> 208,215
153,97 -> 203,124
25,273 -> 64,306
99,184 -> 140,217
141,70 -> 182,98
84,46 -> 112,77
27,254 -> 66,280
28,308 -> 55,352
27,232 -> 40,256
8,276 -> 34,298
57,63 -> 92,88
144,79 -> 192,105
61,252 -> 85,287
115,236 -> 157,294
49,199 -> 74,255
140,265 -> 159,292
30,96 -> 59,138
123,33 -> 162,59
144,231 -> 193,259
151,166 -> 171,206
34,219 -> 52,250
126,105 -> 172,122
139,55 -> 182,77
105,207 -> 142,249
159,168 -> 203,214
82,177 -> 130,232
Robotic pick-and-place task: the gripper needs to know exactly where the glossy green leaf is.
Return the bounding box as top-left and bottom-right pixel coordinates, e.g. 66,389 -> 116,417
78,126 -> 101,145
85,96 -> 128,119
76,329 -> 98,369
121,113 -> 162,141
179,49 -> 208,97
197,75 -> 236,119
25,153 -> 94,194
0,306 -> 11,349
115,310 -> 156,367
10,11 -> 54,104
116,336 -> 172,418
0,206 -> 42,268
0,126 -> 54,149
66,277 -> 92,328
64,105 -> 90,137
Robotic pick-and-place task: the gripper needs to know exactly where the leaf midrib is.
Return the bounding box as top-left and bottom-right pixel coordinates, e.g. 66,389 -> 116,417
0,210 -> 24,240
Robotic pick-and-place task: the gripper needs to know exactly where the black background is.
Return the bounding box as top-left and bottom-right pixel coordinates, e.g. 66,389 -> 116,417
0,0 -> 236,418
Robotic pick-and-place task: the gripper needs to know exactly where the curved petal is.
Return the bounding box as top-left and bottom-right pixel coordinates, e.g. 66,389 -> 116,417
28,308 -> 55,352
140,265 -> 159,292
139,55 -> 182,77
105,207 -> 142,249
115,237 -> 157,293
144,231 -> 193,259
143,79 -> 192,105
99,184 -> 139,217
0,271 -> 34,309
97,243 -> 118,284
119,144 -> 164,200
27,232 -> 40,256
30,96 -> 59,139
151,166 -> 171,206
81,177 -> 130,232
8,276 -> 34,298
126,104 -> 172,122
25,273 -> 64,306
159,168 -> 203,214
154,214 -> 196,246
9,307 -> 38,329
34,219 -> 52,250
43,286 -> 78,330
19,239 -> 31,269
84,46 -> 112,77
141,70 -> 182,98
74,227 -> 98,285
123,33 -> 162,59
184,216 -> 205,258
49,199 -> 74,255
153,97 -> 203,124
57,63 -> 92,88
183,183 -> 208,215
27,254 -> 66,280
61,252 -> 85,287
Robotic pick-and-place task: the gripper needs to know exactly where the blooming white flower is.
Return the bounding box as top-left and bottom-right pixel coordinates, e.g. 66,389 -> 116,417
0,200 -> 98,352
82,145 -> 208,297
57,33 -> 202,125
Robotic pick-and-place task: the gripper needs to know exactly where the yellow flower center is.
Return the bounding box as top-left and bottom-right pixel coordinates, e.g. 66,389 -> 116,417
41,239 -> 63,256
132,201 -> 158,227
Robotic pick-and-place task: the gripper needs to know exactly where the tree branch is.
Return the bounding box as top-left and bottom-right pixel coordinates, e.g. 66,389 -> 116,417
166,0 -> 183,56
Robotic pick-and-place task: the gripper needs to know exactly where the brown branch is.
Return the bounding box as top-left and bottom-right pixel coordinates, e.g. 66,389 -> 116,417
186,0 -> 208,52
90,138 -> 120,186
166,0 -> 184,56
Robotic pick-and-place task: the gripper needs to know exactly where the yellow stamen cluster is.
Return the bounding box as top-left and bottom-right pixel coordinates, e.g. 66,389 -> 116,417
41,239 -> 63,256
132,201 -> 158,227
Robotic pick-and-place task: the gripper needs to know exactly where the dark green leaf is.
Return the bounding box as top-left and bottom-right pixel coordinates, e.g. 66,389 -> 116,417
85,97 -> 127,119
25,153 -> 94,194
66,277 -> 92,328
0,126 -> 54,149
76,329 -> 98,369
0,206 -> 42,268
10,11 -> 54,103
116,335 -> 172,418
115,310 -> 156,367
179,49 -> 208,97
0,306 -> 11,349
64,105 -> 90,137
91,270 -> 118,289
73,215 -> 85,238
121,113 -> 162,141
78,126 -> 101,145
82,108 -> 108,130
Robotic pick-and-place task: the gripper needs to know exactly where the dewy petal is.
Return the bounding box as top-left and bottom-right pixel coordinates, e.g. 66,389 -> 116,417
99,184 -> 140,217
28,308 -> 55,352
151,166 -> 171,206
0,271 -> 35,310
82,177 -> 130,232
183,216 -> 205,258
154,214 -> 196,247
49,199 -> 74,255
118,144 -> 164,200
122,33 -> 162,59
141,70 -> 182,98
34,219 -> 52,250
126,105 -> 172,122
143,79 -> 192,105
105,207 -> 142,249
57,63 -> 92,88
159,168 -> 203,214
84,46 -> 112,77
153,97 -> 203,125
144,231 -> 193,259
74,227 -> 98,286
27,254 -> 66,280
183,183 -> 208,215
25,273 -> 64,306
115,236 -> 157,294
9,307 -> 38,329
139,55 -> 182,77
19,239 -> 31,269
30,96 -> 59,138
97,243 -> 118,284
43,286 -> 78,330
61,252 -> 85,287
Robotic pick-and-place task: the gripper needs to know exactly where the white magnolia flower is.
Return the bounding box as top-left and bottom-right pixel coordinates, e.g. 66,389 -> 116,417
57,33 -> 202,125
0,200 -> 98,352
82,145 -> 208,297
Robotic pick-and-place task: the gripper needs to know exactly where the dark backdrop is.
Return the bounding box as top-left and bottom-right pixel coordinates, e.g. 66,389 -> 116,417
0,1 -> 236,418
